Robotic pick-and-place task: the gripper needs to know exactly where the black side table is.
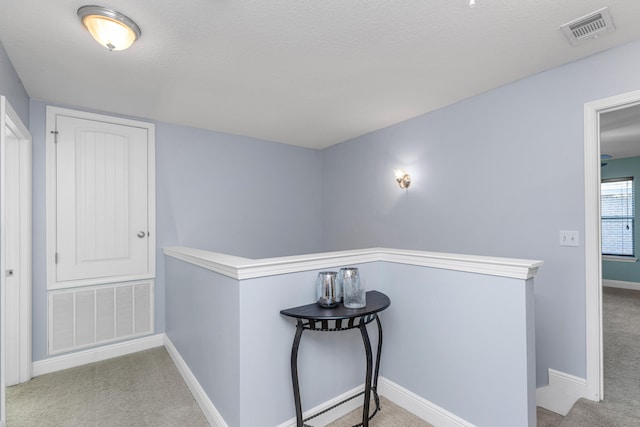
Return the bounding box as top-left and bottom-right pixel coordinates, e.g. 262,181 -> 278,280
280,290 -> 391,427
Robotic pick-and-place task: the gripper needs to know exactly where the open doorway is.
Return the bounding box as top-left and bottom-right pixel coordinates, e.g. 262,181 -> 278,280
0,96 -> 32,426
584,89 -> 640,403
599,103 -> 640,405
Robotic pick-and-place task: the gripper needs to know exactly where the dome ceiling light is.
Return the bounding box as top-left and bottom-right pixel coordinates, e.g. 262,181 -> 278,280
77,5 -> 141,51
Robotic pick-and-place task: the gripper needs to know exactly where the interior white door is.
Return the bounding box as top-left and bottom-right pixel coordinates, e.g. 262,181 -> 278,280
55,116 -> 150,283
1,95 -> 32,424
4,130 -> 21,387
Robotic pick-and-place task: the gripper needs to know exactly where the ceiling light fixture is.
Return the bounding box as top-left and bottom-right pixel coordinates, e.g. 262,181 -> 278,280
394,169 -> 412,189
77,5 -> 141,51
469,0 -> 476,8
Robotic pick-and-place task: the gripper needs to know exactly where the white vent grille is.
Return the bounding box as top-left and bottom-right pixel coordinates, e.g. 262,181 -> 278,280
49,280 -> 154,355
561,7 -> 615,46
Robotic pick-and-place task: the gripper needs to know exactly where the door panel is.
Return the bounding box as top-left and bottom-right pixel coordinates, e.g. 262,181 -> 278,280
5,133 -> 20,386
55,116 -> 149,282
1,96 -> 33,420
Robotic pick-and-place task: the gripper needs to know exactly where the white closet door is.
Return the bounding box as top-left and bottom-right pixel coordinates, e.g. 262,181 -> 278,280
55,115 -> 149,282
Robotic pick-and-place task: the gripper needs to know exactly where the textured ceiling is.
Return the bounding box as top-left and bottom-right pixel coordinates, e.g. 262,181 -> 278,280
2,0 -> 640,149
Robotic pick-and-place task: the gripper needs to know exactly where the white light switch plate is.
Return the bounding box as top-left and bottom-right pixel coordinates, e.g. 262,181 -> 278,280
559,230 -> 579,247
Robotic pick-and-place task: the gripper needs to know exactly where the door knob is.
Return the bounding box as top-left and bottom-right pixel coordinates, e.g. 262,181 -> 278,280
137,231 -> 146,238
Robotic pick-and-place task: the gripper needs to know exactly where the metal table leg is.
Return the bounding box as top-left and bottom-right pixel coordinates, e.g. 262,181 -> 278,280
358,317 -> 374,427
373,314 -> 383,410
291,319 -> 305,427
289,314 -> 384,427
282,291 -> 390,427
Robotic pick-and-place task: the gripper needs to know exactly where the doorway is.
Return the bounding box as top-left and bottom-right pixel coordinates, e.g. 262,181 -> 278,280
584,89 -> 640,402
0,95 -> 32,426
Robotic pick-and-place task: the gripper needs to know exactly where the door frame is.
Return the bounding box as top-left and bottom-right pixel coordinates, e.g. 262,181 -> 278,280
584,89 -> 640,402
0,96 -> 32,425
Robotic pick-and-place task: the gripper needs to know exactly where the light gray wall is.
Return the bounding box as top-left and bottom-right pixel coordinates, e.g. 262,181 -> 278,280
155,121 -> 323,259
29,101 -> 324,361
29,101 -> 48,361
322,38 -> 640,385
165,257 -> 241,427
237,262 -> 380,427
0,40 -> 29,125
166,255 -> 535,426
164,257 -> 380,427
375,263 -> 535,427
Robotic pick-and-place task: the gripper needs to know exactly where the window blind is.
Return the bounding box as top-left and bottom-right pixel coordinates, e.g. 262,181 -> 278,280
601,177 -> 635,256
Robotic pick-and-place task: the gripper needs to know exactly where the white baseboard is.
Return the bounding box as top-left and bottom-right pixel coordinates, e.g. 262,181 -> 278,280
602,279 -> 640,291
378,377 -> 475,427
275,384 -> 366,427
276,377 -> 474,427
536,369 -> 589,416
32,334 -> 164,377
163,335 -> 228,427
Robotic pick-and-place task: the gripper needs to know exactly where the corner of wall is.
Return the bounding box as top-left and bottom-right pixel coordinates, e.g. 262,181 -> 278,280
163,335 -> 229,427
378,378 -> 474,427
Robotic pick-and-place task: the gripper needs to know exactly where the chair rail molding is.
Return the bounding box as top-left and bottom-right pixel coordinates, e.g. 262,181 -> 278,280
162,246 -> 543,281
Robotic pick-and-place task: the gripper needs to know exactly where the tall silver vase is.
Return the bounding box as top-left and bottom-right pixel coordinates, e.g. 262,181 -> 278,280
339,267 -> 365,308
316,271 -> 339,308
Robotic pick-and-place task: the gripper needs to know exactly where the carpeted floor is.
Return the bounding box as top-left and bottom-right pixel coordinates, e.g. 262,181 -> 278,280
326,400 -> 563,426
560,287 -> 640,426
6,347 -> 208,427
326,398 -> 564,426
326,396 -> 432,427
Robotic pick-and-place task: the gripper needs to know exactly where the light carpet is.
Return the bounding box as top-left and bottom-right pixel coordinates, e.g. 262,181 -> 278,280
326,398 -> 563,427
6,347 -> 208,427
560,287 -> 640,426
325,396 -> 432,427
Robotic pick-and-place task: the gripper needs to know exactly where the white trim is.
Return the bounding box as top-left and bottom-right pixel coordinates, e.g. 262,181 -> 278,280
602,279 -> 640,291
0,96 -> 5,427
17,100 -> 32,385
584,89 -> 640,402
536,369 -> 588,416
379,377 -> 475,427
602,255 -> 637,263
163,335 -> 228,427
163,246 -> 543,281
275,377 -> 475,427
45,106 -> 156,291
47,273 -> 157,291
32,333 -> 164,377
378,377 -> 475,427
0,96 -> 32,426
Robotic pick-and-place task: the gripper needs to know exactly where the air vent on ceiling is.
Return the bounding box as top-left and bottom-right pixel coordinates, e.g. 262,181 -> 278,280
561,7 -> 615,46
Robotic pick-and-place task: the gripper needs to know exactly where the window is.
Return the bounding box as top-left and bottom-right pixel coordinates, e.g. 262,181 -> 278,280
601,177 -> 635,256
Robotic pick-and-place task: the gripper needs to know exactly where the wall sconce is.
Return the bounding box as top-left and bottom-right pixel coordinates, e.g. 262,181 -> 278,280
78,5 -> 141,51
394,169 -> 411,189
